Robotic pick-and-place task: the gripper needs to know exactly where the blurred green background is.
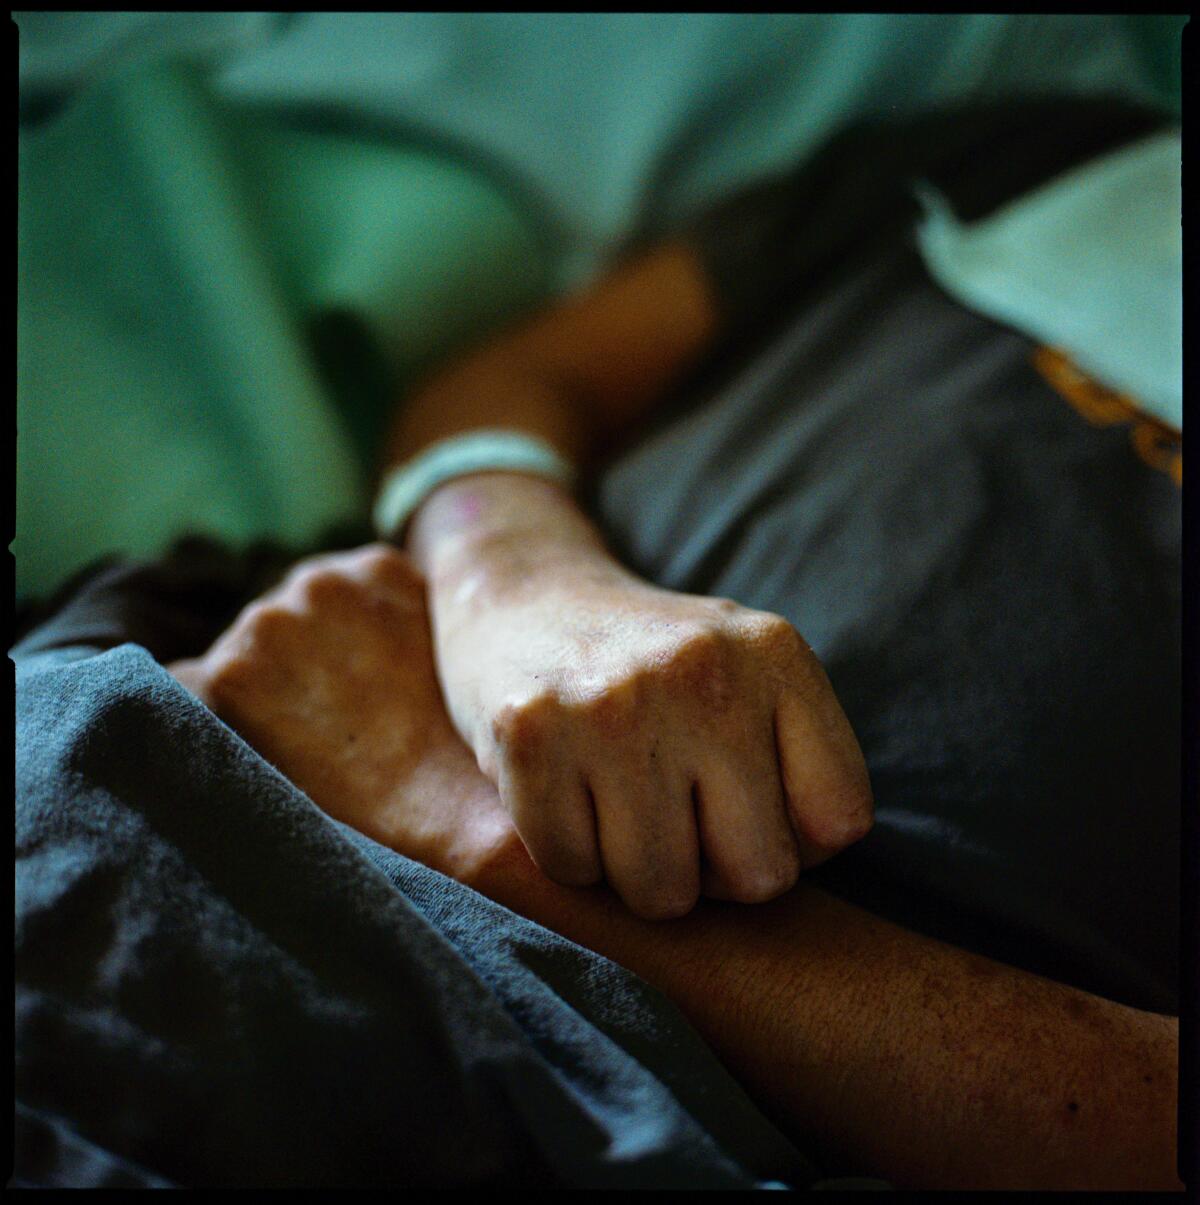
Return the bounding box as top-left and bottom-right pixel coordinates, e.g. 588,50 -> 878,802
14,14 -> 1186,602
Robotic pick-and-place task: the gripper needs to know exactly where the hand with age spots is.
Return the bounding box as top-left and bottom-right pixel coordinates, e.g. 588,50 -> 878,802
409,475 -> 875,920
165,541 -> 1180,1192
167,544 -> 516,881
166,527 -> 873,919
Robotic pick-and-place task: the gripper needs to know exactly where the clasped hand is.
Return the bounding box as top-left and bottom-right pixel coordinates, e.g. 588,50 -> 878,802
171,543 -> 872,918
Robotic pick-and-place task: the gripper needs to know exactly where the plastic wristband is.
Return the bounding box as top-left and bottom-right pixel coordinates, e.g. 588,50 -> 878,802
372,428 -> 578,541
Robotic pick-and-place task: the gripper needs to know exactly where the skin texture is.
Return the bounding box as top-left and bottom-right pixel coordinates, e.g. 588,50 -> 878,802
385,242 -> 872,915
407,472 -> 873,917
167,546 -> 1182,1192
163,233 -> 1182,1187
168,545 -> 512,879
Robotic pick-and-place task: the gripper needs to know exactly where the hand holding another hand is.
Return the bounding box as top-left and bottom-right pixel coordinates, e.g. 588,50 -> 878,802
167,544 -> 514,880
419,486 -> 874,919
169,505 -> 874,923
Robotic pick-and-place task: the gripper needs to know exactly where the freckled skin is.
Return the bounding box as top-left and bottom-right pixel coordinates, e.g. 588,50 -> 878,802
159,210 -> 1183,1189
170,544 -> 1182,1192
410,475 -> 873,918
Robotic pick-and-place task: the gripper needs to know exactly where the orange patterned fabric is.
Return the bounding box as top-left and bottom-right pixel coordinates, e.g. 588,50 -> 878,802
1032,346 -> 1181,486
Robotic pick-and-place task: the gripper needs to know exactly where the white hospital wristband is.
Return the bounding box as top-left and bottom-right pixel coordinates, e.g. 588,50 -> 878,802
372,429 -> 578,541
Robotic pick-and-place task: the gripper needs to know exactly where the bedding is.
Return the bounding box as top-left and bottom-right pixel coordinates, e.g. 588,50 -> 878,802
15,60 -> 546,604
14,96 -> 1181,1187
15,15 -> 1184,605
13,595 -> 817,1189
914,130 -> 1181,429
607,97 -> 1180,1015
18,14 -> 1182,283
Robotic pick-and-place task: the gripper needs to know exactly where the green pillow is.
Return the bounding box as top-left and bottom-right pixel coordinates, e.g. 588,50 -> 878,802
915,130 -> 1181,430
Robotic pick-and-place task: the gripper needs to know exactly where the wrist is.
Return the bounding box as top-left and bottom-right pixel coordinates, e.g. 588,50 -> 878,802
407,472 -> 624,597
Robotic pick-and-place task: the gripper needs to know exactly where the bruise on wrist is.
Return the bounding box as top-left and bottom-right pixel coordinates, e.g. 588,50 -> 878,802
409,474 -> 617,594
410,473 -> 577,547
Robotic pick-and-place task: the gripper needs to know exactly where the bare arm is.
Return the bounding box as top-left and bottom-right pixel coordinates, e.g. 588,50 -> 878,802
173,547 -> 1183,1193
381,240 -> 719,472
472,835 -> 1181,1192
382,244 -> 874,918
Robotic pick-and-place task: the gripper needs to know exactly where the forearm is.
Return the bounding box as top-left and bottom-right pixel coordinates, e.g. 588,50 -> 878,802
380,240 -> 718,477
471,837 -> 1181,1191
405,472 -> 624,600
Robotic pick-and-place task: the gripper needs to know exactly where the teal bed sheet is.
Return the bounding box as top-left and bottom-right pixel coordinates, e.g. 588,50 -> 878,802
915,129 -> 1182,431
15,14 -> 1185,603
16,61 -> 547,602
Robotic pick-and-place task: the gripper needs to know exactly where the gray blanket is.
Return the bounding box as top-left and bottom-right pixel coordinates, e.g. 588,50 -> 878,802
14,619 -> 817,1188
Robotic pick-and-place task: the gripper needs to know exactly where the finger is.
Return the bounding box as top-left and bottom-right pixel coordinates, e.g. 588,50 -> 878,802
588,762 -> 700,919
699,852 -> 740,901
498,751 -> 603,888
277,545 -> 423,613
339,543 -> 425,602
693,743 -> 801,904
775,688 -> 873,867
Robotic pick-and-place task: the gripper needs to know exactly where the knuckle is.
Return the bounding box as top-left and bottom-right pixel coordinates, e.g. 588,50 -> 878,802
491,693 -> 559,759
235,600 -> 298,644
357,541 -> 403,571
204,649 -> 260,704
799,778 -> 876,854
623,856 -> 701,920
727,856 -> 800,904
279,552 -> 335,587
756,857 -> 800,906
667,627 -> 733,710
746,611 -> 805,658
490,705 -> 520,751
584,680 -> 641,736
707,595 -> 743,619
504,789 -> 603,887
528,839 -> 603,888
848,805 -> 875,843
279,559 -> 357,606
678,625 -> 725,666
356,542 -> 421,589
851,773 -> 875,819
302,568 -> 360,607
554,860 -> 605,889
837,783 -> 876,844
209,601 -> 303,701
